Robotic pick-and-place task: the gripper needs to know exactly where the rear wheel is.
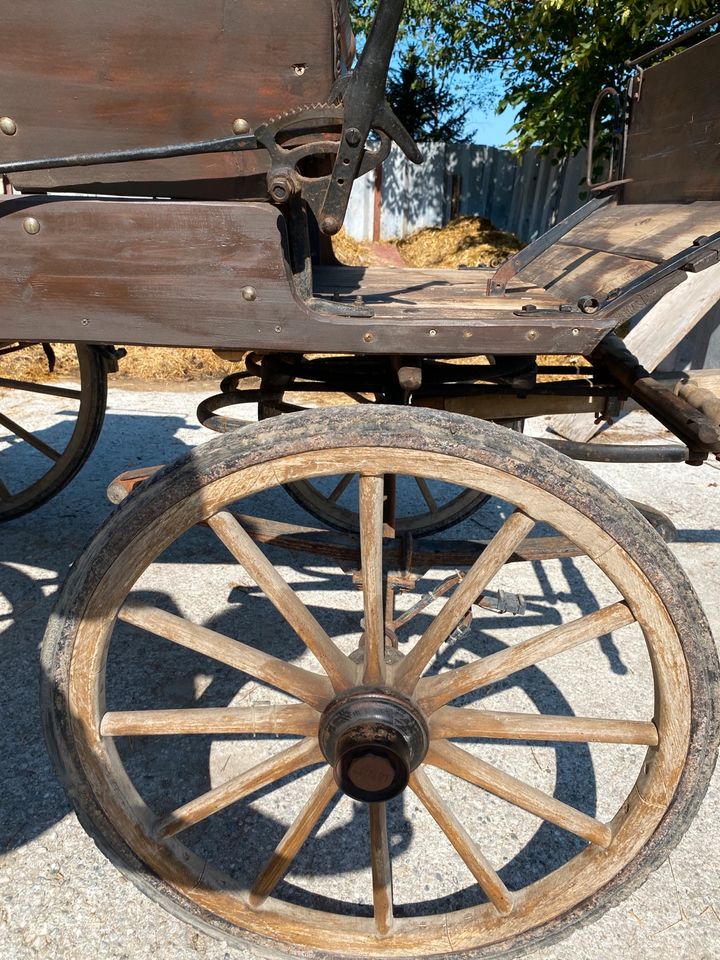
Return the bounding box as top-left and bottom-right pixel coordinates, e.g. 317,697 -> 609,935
43,406 -> 718,959
0,342 -> 107,521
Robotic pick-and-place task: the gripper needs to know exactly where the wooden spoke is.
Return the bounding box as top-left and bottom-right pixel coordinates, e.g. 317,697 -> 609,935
431,707 -> 658,746
415,476 -> 438,514
0,376 -> 83,400
369,802 -> 394,936
156,737 -> 322,839
359,475 -> 386,683
119,603 -> 333,710
396,510 -> 536,692
208,511 -> 354,691
249,769 -> 337,907
328,473 -> 354,503
427,741 -> 613,848
0,411 -> 62,461
418,601 -> 635,714
100,703 -> 319,738
409,767 -> 513,915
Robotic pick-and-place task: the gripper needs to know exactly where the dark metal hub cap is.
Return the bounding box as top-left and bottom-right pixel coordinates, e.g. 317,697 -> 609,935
319,687 -> 429,803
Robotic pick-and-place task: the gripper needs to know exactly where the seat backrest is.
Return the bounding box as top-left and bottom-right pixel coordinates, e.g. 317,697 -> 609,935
0,0 -> 354,197
622,32 -> 720,204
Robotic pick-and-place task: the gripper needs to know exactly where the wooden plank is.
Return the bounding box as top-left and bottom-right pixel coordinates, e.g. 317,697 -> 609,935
551,261 -> 720,441
624,33 -> 720,204
1,0 -> 346,193
561,202 -> 720,263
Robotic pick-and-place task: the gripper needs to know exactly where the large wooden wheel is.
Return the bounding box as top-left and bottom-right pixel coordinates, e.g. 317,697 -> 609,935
43,407 -> 718,959
0,342 -> 107,521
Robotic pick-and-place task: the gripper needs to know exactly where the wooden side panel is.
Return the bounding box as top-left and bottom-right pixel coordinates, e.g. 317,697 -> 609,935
0,0 -> 348,193
0,196 -> 613,356
624,33 -> 720,204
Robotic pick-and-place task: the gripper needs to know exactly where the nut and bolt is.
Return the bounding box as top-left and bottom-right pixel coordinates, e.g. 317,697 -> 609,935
231,118 -> 251,136
23,217 -> 40,235
268,173 -> 297,204
241,286 -> 257,302
0,116 -> 17,136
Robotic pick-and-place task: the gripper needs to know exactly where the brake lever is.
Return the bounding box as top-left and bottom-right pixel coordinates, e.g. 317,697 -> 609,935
318,0 -> 423,235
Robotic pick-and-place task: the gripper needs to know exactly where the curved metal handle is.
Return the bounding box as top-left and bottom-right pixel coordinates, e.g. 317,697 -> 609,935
586,86 -> 625,190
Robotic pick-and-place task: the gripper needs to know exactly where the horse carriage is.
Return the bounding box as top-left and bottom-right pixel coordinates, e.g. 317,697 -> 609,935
1,2 -> 719,957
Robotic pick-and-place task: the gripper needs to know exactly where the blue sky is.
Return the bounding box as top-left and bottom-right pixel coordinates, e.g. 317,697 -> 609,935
468,102 -> 517,147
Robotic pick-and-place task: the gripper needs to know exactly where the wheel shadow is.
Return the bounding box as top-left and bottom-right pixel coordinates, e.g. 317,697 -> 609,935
0,403 -> 685,924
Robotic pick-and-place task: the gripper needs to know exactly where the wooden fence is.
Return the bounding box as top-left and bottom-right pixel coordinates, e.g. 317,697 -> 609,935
344,143 -> 590,244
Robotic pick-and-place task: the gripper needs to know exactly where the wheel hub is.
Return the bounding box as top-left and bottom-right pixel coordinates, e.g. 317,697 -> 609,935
319,687 -> 429,802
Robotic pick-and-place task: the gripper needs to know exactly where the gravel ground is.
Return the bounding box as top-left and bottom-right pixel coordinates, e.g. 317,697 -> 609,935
1,381 -> 718,960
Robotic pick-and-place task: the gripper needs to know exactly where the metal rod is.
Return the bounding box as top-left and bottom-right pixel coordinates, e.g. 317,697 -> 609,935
540,438 -> 689,464
0,133 -> 259,175
625,13 -> 720,68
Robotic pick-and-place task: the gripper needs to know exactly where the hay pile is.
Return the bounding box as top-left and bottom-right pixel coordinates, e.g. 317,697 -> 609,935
396,216 -> 522,269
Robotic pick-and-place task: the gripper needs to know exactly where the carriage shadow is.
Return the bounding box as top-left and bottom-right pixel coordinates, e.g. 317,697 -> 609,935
0,403 -> 678,919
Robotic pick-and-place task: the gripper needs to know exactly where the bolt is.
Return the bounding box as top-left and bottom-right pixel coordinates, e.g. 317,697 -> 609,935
293,64 -> 306,76
429,329 -> 437,337
242,286 -> 257,302
81,318 -> 90,326
521,303 -> 537,312
274,325 -> 282,333
0,117 -> 17,136
463,330 -> 473,338
363,331 -> 375,343
231,118 -> 251,136
23,217 -> 40,235
572,327 -> 580,336
345,127 -> 362,147
321,215 -> 341,236
268,173 -> 296,204
526,329 -> 539,342
354,295 -> 365,307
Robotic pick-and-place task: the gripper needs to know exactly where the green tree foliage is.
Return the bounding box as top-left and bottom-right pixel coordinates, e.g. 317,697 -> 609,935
385,48 -> 472,141
350,1 -> 718,154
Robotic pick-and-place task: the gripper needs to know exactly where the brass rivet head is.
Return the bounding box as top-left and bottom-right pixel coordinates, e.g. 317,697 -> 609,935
0,116 -> 17,136
23,217 -> 41,235
242,286 -> 257,302
232,118 -> 251,136
526,329 -> 539,342
363,331 -> 374,343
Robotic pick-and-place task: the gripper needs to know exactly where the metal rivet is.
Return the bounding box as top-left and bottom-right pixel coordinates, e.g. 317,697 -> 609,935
242,286 -> 257,302
23,217 -> 40,235
0,116 -> 17,136
293,64 -> 306,76
429,329 -> 437,337
232,118 -> 251,136
572,327 -> 580,336
274,325 -> 282,333
526,329 -> 539,342
81,318 -> 90,326
463,330 -> 473,338
363,331 -> 374,343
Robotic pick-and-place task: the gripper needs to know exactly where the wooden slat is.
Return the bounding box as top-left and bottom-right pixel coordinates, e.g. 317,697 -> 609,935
369,803 -> 394,936
409,768 -> 513,915
100,704 -> 319,738
396,511 -> 536,692
156,737 -> 322,839
249,769 -> 337,906
359,475 -> 386,684
208,511 -> 354,691
427,741 -> 612,848
119,602 -> 333,710
417,602 -> 635,714
430,707 -> 658,746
